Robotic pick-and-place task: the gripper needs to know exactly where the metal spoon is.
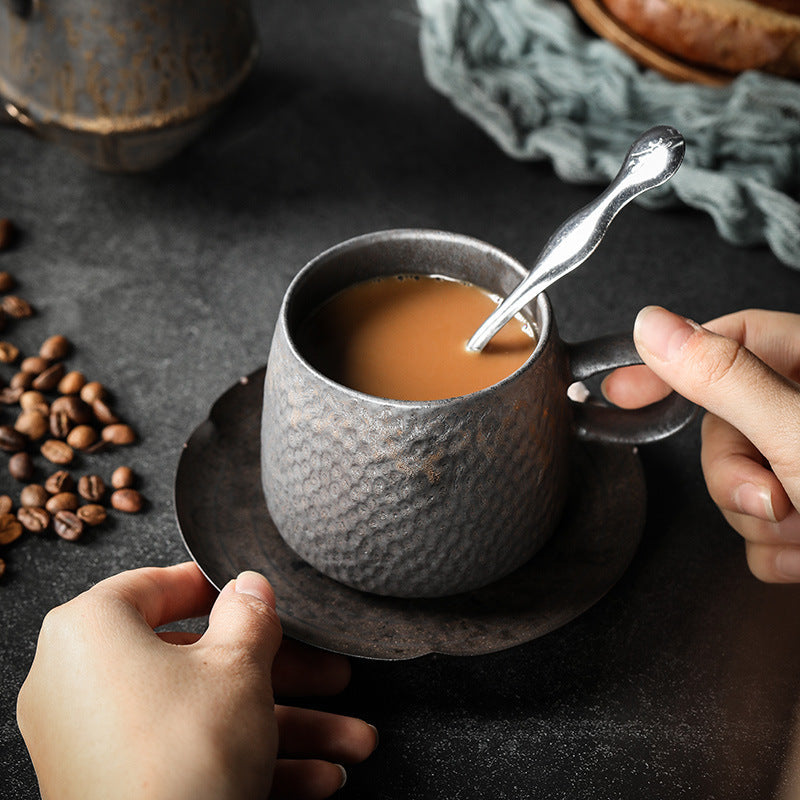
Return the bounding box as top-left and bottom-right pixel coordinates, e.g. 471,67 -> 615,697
466,125 -> 685,352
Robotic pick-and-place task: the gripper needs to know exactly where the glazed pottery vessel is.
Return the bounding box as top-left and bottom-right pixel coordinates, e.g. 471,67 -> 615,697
262,229 -> 694,598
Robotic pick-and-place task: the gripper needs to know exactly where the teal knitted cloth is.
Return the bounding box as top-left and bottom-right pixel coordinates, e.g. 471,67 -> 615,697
417,0 -> 800,268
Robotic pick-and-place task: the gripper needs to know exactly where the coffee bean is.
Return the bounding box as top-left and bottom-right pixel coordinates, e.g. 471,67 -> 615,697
102,423 -> 136,445
84,439 -> 109,454
53,510 -> 83,541
46,492 -> 79,513
0,425 -> 26,452
57,371 -> 86,395
78,474 -> 105,502
111,488 -> 143,513
0,273 -> 13,293
0,386 -> 22,404
20,484 -> 49,507
15,409 -> 49,441
2,295 -> 33,319
0,495 -> 12,514
92,398 -> 119,426
67,425 -> 97,450
9,372 -> 32,390
20,355 -> 48,375
17,507 -> 49,534
111,466 -> 135,489
52,396 -> 93,425
44,470 -> 74,494
9,452 -> 33,481
0,341 -> 19,363
49,410 -> 72,439
40,439 -> 74,465
0,512 -> 23,544
19,391 -> 49,415
0,219 -> 15,252
80,381 -> 106,404
39,335 -> 71,361
0,557 -> 5,577
32,362 -> 65,392
77,504 -> 106,526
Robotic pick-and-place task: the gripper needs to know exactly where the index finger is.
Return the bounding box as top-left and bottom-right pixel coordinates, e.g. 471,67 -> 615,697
704,309 -> 800,383
91,561 -> 217,630
633,306 -> 800,482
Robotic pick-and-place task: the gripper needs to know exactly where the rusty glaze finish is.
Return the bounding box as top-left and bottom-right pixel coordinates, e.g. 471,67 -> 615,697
0,0 -> 258,170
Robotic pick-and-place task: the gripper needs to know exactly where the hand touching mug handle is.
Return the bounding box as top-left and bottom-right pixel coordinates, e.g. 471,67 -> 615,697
603,306 -> 800,582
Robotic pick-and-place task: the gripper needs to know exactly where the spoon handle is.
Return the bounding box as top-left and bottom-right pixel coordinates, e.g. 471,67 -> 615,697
466,125 -> 685,353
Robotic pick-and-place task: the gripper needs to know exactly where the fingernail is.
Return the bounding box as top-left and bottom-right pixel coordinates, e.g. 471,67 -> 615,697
634,306 -> 699,362
335,764 -> 347,789
234,571 -> 275,607
368,723 -> 380,749
733,483 -> 777,523
775,548 -> 800,580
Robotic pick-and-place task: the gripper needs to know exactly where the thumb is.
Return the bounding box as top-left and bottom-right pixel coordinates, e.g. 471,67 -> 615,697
200,571 -> 283,672
633,305 -> 800,476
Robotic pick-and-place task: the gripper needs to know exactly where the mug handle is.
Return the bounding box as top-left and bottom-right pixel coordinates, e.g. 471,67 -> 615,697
566,333 -> 697,444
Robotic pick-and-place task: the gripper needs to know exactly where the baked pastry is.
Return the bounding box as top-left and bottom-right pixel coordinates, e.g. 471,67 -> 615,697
601,0 -> 800,76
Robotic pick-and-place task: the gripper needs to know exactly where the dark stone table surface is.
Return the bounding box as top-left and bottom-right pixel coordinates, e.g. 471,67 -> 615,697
3,1 -> 800,797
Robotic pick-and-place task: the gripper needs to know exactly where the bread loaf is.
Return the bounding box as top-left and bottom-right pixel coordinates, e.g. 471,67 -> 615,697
602,0 -> 800,76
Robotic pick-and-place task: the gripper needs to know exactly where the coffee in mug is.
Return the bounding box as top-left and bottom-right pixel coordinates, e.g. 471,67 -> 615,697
295,274 -> 537,402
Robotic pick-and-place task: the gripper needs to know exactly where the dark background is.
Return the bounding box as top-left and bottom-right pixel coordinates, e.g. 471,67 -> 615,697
3,1 -> 800,797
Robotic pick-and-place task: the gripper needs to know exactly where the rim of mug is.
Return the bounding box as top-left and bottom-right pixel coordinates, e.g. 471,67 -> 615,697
278,228 -> 553,408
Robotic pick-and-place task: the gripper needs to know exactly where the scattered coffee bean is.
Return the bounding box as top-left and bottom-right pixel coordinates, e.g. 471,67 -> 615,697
0,557 -> 6,577
78,474 -> 105,502
9,371 -> 32,390
111,488 -> 143,513
0,272 -> 13,292
40,439 -> 74,465
67,425 -> 97,450
57,370 -> 85,395
17,507 -> 49,533
0,386 -> 22,404
77,504 -> 106,526
0,219 -> 15,252
45,470 -> 74,494
19,390 -> 49,414
53,510 -> 83,541
39,335 -> 71,361
0,425 -> 27,452
92,397 -> 119,426
102,423 -> 136,445
8,452 -> 33,481
20,355 -> 48,375
80,381 -> 106,404
84,439 -> 109,454
49,410 -> 72,439
111,466 -> 135,489
52,395 -> 93,424
0,495 -> 12,514
32,362 -> 65,392
15,409 -> 49,441
0,341 -> 19,363
2,295 -> 33,319
20,484 -> 49,507
46,492 -> 79,513
0,512 -> 23,544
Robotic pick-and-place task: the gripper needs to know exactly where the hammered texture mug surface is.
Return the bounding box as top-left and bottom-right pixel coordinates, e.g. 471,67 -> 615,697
261,230 -> 694,598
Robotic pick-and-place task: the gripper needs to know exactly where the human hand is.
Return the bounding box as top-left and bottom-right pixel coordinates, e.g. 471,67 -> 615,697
17,562 -> 378,800
602,306 -> 800,582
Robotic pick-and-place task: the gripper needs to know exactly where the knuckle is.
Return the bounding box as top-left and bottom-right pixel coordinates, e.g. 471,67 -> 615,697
690,335 -> 749,391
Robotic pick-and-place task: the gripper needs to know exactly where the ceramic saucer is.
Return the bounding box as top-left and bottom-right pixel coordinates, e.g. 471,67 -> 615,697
175,366 -> 646,660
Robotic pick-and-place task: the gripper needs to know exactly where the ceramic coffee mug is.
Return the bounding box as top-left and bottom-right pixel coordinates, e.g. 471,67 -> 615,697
261,229 -> 694,598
